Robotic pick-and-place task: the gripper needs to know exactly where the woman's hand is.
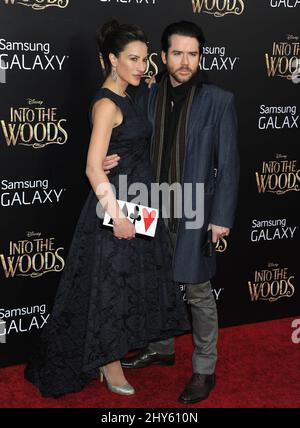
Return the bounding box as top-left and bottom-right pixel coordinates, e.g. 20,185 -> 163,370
113,218 -> 136,240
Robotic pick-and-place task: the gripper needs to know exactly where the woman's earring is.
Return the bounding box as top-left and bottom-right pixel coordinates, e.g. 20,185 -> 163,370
111,67 -> 118,82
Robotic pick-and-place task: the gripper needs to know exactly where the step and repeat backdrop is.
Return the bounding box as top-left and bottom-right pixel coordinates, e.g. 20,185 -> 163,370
0,0 -> 299,366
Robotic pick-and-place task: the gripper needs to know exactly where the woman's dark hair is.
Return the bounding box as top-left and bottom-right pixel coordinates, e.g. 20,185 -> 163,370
97,19 -> 148,76
161,21 -> 205,54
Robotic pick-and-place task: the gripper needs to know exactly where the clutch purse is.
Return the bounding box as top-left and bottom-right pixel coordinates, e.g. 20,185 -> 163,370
103,200 -> 158,237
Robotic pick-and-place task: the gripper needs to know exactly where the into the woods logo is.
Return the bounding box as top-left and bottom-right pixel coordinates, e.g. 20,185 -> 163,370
191,0 -> 245,16
256,157 -> 300,195
0,233 -> 65,279
0,99 -> 68,149
248,264 -> 295,302
265,36 -> 300,81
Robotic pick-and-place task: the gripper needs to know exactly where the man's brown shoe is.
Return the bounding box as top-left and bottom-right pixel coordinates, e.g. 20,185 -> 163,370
179,373 -> 216,404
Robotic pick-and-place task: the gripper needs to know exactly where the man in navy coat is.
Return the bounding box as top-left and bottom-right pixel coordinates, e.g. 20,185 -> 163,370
105,21 -> 239,404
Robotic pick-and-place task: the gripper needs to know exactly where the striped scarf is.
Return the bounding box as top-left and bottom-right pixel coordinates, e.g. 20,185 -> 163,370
150,73 -> 198,185
150,72 -> 204,232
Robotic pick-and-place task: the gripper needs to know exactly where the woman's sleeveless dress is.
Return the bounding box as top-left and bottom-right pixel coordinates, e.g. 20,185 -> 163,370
24,88 -> 189,397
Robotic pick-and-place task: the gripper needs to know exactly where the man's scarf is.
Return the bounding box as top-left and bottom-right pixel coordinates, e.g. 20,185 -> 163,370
150,72 -> 204,185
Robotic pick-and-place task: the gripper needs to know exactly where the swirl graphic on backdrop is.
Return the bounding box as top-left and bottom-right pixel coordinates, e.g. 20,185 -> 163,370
215,237 -> 228,253
3,0 -> 69,10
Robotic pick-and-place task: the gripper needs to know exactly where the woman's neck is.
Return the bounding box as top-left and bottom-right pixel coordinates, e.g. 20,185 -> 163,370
102,76 -> 128,97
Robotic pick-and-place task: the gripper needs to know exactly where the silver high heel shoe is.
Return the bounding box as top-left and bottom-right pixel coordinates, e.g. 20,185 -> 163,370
99,367 -> 135,396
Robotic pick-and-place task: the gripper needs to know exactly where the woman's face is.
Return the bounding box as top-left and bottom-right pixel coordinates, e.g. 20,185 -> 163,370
110,41 -> 148,86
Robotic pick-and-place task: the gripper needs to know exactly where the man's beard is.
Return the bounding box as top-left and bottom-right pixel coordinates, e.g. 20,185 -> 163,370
168,66 -> 198,85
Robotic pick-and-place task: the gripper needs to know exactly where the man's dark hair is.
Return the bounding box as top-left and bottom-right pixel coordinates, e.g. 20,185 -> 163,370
161,21 -> 205,54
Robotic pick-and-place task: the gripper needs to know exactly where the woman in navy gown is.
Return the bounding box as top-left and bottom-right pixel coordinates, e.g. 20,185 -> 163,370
24,20 -> 189,398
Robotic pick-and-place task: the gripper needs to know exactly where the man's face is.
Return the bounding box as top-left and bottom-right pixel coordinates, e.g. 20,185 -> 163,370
161,34 -> 201,87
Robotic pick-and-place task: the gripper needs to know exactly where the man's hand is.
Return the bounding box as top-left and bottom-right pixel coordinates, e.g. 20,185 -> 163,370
208,224 -> 230,243
102,154 -> 120,175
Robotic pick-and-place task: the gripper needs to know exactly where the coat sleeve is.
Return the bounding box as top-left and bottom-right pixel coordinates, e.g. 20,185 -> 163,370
209,94 -> 240,229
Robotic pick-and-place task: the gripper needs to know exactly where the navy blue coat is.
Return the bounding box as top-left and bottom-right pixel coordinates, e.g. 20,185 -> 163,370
140,82 -> 240,284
